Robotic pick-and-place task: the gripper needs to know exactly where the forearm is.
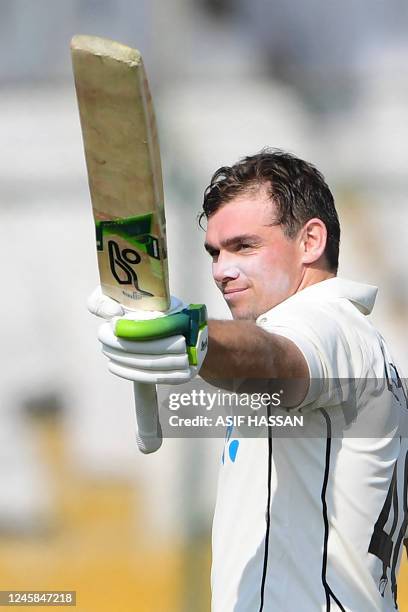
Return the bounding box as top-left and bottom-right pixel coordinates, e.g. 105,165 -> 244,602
200,320 -> 306,380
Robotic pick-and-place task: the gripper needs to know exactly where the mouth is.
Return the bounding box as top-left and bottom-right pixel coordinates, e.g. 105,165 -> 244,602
223,287 -> 248,300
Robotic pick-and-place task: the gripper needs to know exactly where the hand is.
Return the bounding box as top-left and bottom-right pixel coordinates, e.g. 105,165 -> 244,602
98,322 -> 208,384
88,287 -> 208,385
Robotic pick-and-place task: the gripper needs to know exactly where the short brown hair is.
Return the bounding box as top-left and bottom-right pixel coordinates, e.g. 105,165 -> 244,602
200,149 -> 340,272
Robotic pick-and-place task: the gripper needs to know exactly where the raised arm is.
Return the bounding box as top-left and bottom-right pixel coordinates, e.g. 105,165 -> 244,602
200,320 -> 310,406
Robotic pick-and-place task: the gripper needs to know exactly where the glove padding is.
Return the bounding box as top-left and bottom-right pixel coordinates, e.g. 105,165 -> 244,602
87,286 -> 125,318
88,287 -> 208,385
87,286 -> 184,319
98,322 -> 205,384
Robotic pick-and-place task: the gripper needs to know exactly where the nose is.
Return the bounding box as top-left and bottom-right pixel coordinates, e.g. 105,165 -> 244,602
212,254 -> 240,284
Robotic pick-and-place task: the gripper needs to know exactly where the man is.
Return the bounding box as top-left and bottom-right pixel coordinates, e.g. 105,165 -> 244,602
90,150 -> 408,611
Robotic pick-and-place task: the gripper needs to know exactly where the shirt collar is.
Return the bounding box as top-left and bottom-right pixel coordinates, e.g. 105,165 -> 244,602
257,277 -> 378,323
300,277 -> 378,314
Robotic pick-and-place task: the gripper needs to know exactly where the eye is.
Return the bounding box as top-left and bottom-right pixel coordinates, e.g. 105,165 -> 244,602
237,242 -> 253,251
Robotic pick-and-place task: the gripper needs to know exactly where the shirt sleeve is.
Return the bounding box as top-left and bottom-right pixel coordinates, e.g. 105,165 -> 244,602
257,300 -> 362,411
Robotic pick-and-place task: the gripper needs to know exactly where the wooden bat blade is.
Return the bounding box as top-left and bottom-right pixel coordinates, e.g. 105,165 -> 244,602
71,35 -> 170,311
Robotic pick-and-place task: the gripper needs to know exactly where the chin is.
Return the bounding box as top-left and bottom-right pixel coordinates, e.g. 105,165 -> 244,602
230,306 -> 259,321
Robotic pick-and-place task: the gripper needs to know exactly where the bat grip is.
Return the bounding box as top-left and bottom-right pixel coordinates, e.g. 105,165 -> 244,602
133,382 -> 163,454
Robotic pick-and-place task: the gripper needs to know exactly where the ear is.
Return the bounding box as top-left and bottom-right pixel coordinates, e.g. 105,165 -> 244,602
299,218 -> 327,265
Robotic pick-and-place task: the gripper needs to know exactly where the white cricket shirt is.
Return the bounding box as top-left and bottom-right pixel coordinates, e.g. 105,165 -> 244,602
211,278 -> 408,612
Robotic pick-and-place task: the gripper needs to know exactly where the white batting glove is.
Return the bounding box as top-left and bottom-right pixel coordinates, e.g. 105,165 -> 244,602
87,286 -> 125,318
87,287 -> 208,385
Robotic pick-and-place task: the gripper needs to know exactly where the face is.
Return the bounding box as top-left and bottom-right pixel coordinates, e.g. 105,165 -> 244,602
205,186 -> 305,320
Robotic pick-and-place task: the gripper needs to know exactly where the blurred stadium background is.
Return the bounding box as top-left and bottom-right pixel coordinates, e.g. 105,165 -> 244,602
0,1 -> 407,610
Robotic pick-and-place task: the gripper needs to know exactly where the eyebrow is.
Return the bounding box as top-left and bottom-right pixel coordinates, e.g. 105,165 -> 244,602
204,234 -> 262,253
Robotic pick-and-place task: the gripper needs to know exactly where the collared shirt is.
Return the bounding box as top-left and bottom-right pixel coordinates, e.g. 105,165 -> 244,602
211,278 -> 408,612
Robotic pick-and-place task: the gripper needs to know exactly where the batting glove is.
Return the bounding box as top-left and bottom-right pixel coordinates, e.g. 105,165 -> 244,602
87,287 -> 208,384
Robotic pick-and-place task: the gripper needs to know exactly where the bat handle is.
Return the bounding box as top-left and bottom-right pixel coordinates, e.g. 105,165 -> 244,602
133,382 -> 163,454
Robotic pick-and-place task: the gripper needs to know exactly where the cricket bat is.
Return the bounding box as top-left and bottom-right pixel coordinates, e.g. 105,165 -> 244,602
71,34 -> 170,454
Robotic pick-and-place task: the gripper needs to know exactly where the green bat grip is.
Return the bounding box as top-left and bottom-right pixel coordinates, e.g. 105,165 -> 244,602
115,311 -> 191,340
115,305 -> 207,366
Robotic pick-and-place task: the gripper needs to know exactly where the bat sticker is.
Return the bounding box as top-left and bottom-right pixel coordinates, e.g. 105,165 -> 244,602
108,240 -> 152,296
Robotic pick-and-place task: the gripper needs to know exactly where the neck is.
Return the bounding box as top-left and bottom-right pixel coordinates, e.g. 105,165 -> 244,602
296,266 -> 336,294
